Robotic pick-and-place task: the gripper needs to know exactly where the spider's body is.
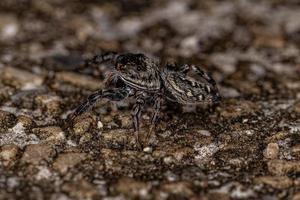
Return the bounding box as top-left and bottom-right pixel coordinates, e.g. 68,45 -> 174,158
112,53 -> 161,91
67,52 -> 220,147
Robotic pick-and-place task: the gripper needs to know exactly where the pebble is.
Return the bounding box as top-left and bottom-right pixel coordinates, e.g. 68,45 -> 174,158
32,126 -> 65,143
268,159 -> 300,175
194,143 -> 219,166
266,131 -> 289,143
116,114 -> 132,129
97,121 -> 103,129
292,192 -> 300,200
263,143 -> 279,159
0,144 -> 19,164
291,144 -> 300,157
219,100 -> 259,119
62,180 -> 99,200
0,110 -> 16,131
16,115 -> 35,129
143,147 -> 153,154
1,67 -> 43,90
53,152 -> 87,174
197,130 -> 212,137
102,129 -> 128,146
34,95 -> 62,116
254,176 -> 293,189
0,14 -> 19,40
73,118 -> 93,136
294,101 -> 300,113
115,178 -> 151,199
21,144 -> 56,165
162,182 -> 194,197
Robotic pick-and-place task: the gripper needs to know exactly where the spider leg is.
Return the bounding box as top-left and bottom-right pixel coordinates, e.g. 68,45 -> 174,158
132,93 -> 146,149
146,95 -> 162,143
66,88 -> 129,124
179,64 -> 190,74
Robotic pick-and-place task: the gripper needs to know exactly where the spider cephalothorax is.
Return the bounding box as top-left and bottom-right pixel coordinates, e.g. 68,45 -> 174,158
113,53 -> 161,91
67,52 -> 221,148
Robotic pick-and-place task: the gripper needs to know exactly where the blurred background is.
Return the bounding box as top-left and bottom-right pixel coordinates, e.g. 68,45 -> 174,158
0,0 -> 300,200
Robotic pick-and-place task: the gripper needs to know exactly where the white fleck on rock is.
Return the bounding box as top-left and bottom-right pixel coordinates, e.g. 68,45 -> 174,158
143,147 -> 153,154
245,130 -> 255,136
97,121 -> 103,129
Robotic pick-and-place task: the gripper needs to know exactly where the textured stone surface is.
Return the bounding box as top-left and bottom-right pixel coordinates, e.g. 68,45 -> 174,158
0,0 -> 299,199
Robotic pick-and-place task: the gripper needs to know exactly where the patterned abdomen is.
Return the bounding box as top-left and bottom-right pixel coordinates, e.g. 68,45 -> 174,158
161,66 -> 220,105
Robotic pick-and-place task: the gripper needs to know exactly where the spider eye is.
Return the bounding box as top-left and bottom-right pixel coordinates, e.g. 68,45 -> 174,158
137,66 -> 141,71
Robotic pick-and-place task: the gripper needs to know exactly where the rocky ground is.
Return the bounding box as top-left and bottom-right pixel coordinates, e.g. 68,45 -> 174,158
0,0 -> 299,199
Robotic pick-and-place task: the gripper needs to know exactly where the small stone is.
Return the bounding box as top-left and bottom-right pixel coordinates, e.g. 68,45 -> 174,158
291,144 -> 300,157
143,147 -> 153,153
115,178 -> 151,198
17,115 -> 35,129
292,192 -> 300,200
207,192 -> 231,200
73,118 -> 93,136
194,143 -> 219,166
62,180 -> 99,200
266,131 -> 289,143
35,166 -> 53,181
116,114 -> 132,129
219,100 -> 259,119
263,143 -> 279,159
268,159 -> 300,175
32,126 -> 65,143
0,144 -> 19,163
102,129 -> 128,146
79,132 -> 93,144
34,95 -> 62,116
162,182 -> 194,197
0,14 -> 19,40
294,101 -> 300,113
97,121 -> 103,129
254,176 -> 293,189
1,67 -> 43,90
0,110 -> 16,132
21,144 -> 56,165
53,152 -> 87,174
163,156 -> 175,165
197,130 -> 212,137
0,122 -> 39,147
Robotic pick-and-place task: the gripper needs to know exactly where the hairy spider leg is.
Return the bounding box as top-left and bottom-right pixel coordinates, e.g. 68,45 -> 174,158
132,93 -> 147,149
67,88 -> 130,123
146,95 -> 162,143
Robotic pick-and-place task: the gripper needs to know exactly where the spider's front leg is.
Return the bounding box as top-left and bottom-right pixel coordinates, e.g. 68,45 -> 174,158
132,92 -> 147,149
146,95 -> 162,144
66,87 -> 130,125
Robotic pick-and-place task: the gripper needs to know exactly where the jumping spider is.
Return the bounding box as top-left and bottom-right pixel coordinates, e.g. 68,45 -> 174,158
67,52 -> 221,147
